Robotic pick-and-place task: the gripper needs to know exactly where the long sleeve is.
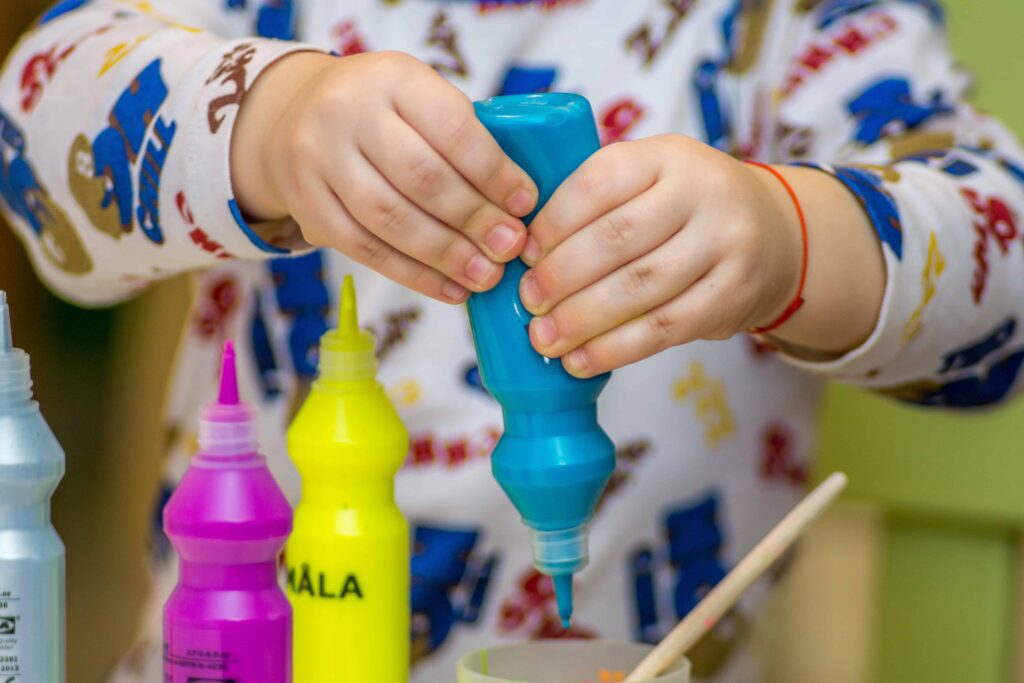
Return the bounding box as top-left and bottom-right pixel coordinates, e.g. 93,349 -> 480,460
765,0 -> 1024,408
0,0 -> 320,305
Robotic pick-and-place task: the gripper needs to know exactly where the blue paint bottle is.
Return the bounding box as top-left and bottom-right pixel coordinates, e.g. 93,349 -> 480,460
470,94 -> 615,627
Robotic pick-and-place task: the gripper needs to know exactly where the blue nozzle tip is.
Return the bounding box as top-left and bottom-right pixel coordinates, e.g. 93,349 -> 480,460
552,573 -> 574,628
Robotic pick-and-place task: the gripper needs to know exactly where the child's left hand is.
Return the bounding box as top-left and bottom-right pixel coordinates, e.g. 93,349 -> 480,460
518,134 -> 804,377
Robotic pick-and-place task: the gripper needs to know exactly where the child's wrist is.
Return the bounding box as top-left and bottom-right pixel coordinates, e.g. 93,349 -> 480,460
231,51 -> 336,221
749,164 -> 887,354
743,162 -> 807,333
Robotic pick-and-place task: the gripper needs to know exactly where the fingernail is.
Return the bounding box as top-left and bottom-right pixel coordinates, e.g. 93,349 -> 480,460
508,189 -> 536,216
442,280 -> 469,303
520,271 -> 542,311
486,224 -> 519,256
522,237 -> 541,266
564,349 -> 590,375
532,316 -> 558,347
466,254 -> 497,287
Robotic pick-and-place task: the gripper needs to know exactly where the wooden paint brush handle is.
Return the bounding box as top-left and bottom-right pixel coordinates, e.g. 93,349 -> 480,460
625,472 -> 848,682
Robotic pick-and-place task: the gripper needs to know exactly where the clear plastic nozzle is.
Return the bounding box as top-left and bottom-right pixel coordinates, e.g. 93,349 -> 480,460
0,291 -> 11,351
0,291 -> 33,407
528,523 -> 590,627
197,340 -> 258,457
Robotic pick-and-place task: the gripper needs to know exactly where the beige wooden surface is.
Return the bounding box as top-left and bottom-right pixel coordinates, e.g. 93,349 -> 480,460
762,503 -> 881,683
763,512 -> 1024,682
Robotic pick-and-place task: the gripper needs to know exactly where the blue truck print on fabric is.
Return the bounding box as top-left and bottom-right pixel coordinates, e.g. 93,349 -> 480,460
269,252 -> 332,379
257,0 -> 297,39
885,318 -> 1024,407
0,106 -> 91,273
939,318 -> 1016,373
68,59 -> 177,244
411,524 -> 498,662
847,77 -> 952,147
249,290 -> 284,400
694,60 -> 731,150
814,0 -> 943,28
690,3 -> 739,151
885,351 -> 1024,407
630,494 -> 729,643
497,66 -> 558,96
630,493 -> 747,677
37,0 -> 91,25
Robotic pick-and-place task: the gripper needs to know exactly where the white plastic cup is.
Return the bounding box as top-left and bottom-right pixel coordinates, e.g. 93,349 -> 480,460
456,640 -> 691,682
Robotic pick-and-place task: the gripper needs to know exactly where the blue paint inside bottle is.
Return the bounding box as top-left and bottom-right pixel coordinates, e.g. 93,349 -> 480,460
470,94 -> 616,626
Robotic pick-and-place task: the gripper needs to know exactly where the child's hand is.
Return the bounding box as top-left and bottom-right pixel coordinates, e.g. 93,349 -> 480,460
517,134 -> 805,377
232,52 -> 538,303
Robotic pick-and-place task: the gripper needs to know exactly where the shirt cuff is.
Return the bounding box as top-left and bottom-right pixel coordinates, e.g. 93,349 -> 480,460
181,37 -> 323,259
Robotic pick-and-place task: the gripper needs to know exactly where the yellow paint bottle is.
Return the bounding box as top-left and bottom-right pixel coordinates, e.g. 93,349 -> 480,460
286,275 -> 410,682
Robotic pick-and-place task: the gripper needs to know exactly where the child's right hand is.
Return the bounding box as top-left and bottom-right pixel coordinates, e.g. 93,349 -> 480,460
232,51 -> 538,303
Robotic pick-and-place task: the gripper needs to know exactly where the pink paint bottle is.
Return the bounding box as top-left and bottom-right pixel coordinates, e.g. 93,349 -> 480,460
163,340 -> 293,682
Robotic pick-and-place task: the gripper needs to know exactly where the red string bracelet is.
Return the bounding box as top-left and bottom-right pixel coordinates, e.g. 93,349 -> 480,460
745,161 -> 808,335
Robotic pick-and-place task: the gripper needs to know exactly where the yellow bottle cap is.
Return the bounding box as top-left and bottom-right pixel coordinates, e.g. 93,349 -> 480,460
317,275 -> 378,382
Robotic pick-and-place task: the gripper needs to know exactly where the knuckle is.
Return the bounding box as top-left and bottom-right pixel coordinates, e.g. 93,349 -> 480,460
645,308 -> 677,346
438,105 -> 475,151
533,260 -> 563,297
599,209 -> 639,248
460,201 -> 494,235
482,157 -> 510,196
353,232 -> 390,266
406,261 -> 436,290
553,302 -> 585,340
285,125 -> 319,160
653,133 -> 687,156
373,50 -> 414,75
575,163 -> 610,199
434,234 -> 466,269
375,50 -> 405,65
708,159 -> 744,200
406,155 -> 445,194
579,343 -> 606,372
720,215 -> 756,253
371,195 -> 408,235
623,261 -> 656,299
528,217 -> 556,252
309,86 -> 344,117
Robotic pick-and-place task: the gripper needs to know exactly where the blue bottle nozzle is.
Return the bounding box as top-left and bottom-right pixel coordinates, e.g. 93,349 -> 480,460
553,573 -> 574,629
470,94 -> 616,627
